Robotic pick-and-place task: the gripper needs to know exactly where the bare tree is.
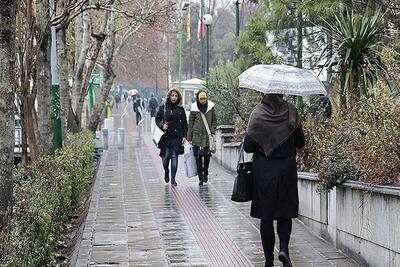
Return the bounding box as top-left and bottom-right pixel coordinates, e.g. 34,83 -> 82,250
0,0 -> 16,224
88,0 -> 177,131
36,0 -> 54,155
16,0 -> 40,161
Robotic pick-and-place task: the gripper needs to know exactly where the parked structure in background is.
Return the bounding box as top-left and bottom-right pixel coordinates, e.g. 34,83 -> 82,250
173,78 -> 205,111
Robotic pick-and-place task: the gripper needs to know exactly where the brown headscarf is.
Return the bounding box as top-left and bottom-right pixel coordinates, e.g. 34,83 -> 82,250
246,94 -> 300,157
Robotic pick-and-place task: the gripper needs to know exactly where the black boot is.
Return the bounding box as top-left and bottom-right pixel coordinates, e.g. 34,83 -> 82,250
171,179 -> 177,186
164,172 -> 169,183
265,259 -> 274,267
278,244 -> 292,267
196,157 -> 203,185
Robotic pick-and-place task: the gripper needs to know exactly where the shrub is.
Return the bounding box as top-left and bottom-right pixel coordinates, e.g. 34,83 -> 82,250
298,91 -> 400,191
0,131 -> 94,266
207,60 -> 261,125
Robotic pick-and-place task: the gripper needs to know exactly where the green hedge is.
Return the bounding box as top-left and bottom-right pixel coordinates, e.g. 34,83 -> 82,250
0,131 -> 94,266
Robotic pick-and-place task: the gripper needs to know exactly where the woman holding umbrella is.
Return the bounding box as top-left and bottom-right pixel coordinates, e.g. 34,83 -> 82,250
243,94 -> 305,267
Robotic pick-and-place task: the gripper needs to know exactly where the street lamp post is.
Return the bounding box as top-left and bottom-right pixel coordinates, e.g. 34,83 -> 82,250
50,0 -> 62,150
235,1 -> 240,38
178,1 -> 191,92
233,1 -> 240,65
178,24 -> 184,92
203,14 -> 213,76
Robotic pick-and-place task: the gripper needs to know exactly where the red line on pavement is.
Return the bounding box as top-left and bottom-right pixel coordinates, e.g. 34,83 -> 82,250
141,134 -> 252,267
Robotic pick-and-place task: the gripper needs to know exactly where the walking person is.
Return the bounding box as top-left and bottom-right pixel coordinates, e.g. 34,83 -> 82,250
148,93 -> 159,118
115,93 -> 121,110
148,93 -> 159,134
133,95 -> 145,127
243,94 -> 305,267
155,88 -> 188,186
187,90 -> 217,186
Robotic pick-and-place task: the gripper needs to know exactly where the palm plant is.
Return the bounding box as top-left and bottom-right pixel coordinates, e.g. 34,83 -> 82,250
323,9 -> 386,106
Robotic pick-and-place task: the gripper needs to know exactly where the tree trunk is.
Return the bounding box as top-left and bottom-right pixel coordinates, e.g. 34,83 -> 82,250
72,11 -> 90,116
21,95 -> 39,161
75,32 -> 106,127
88,0 -> 116,132
0,0 -> 16,224
36,0 -> 54,155
16,0 -> 37,162
88,66 -> 116,132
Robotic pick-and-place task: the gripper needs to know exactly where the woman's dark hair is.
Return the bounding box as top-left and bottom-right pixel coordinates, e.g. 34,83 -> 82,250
166,87 -> 183,105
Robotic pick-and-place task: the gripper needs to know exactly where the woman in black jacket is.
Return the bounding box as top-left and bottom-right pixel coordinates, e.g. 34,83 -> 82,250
155,88 -> 188,186
244,94 -> 305,267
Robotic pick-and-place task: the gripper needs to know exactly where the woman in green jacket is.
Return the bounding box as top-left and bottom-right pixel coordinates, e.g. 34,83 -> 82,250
187,90 -> 217,185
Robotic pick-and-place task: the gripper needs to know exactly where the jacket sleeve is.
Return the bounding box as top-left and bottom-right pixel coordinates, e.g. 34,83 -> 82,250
181,107 -> 188,138
243,134 -> 258,153
211,108 -> 217,134
155,105 -> 164,130
187,111 -> 195,141
294,122 -> 305,149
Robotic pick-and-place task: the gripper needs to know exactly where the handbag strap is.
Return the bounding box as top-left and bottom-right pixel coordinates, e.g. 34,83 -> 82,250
237,135 -> 256,165
238,142 -> 245,164
200,112 -> 212,137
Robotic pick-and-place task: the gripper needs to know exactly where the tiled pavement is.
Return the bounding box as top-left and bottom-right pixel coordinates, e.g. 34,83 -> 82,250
74,109 -> 359,267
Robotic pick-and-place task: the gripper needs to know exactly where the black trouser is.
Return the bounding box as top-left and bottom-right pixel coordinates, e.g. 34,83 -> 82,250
135,112 -> 141,125
260,219 -> 292,265
196,155 -> 211,181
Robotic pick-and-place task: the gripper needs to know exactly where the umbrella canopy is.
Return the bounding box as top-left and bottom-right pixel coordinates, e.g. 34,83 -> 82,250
128,89 -> 139,96
239,64 -> 327,96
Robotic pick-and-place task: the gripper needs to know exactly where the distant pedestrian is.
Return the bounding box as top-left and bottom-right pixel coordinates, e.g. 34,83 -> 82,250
148,93 -> 159,118
155,88 -> 188,186
243,94 -> 305,267
187,90 -> 217,186
148,93 -> 159,134
115,94 -> 121,110
133,95 -> 145,127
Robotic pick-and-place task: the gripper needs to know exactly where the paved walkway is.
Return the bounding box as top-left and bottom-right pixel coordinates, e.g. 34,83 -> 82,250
74,108 -> 358,267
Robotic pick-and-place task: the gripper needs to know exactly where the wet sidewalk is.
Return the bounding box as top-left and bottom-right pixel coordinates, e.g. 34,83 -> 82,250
74,109 -> 358,267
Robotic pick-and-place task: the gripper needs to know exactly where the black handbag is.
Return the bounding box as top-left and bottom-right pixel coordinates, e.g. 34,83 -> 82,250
231,143 -> 254,202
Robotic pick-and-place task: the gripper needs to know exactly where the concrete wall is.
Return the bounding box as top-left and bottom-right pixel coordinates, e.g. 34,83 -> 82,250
295,175 -> 400,267
214,127 -> 400,267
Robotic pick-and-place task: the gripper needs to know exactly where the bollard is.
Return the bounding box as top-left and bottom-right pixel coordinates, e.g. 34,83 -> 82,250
104,118 -> 110,130
117,128 -> 125,149
109,117 -> 114,131
102,128 -> 109,150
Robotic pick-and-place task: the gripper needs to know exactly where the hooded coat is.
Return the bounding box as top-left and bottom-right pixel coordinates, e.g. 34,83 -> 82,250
155,89 -> 188,157
187,96 -> 217,148
243,95 -> 305,220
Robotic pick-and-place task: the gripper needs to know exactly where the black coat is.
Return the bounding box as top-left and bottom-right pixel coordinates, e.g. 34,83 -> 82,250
155,104 -> 188,157
243,125 -> 305,220
148,97 -> 159,117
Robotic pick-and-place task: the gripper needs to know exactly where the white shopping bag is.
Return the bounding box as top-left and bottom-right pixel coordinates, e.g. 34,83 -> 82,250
152,122 -> 164,147
184,145 -> 197,178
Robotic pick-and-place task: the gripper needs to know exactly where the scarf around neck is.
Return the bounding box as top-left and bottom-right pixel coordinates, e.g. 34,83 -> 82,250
246,94 -> 300,157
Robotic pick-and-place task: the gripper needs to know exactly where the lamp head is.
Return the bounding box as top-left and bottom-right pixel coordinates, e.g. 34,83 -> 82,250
202,14 -> 213,25
181,0 -> 191,11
